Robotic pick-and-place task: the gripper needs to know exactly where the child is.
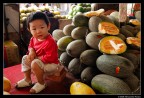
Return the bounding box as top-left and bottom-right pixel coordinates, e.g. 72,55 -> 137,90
15,11 -> 60,94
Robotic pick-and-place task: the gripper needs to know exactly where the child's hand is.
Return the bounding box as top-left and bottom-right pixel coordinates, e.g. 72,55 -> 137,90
27,48 -> 36,62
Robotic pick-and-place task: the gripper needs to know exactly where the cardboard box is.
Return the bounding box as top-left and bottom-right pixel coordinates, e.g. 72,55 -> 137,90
4,40 -> 20,67
58,19 -> 72,30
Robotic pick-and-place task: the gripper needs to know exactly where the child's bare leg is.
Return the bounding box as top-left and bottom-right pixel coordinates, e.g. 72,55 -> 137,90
15,55 -> 32,88
30,62 -> 45,93
31,62 -> 44,85
23,69 -> 31,83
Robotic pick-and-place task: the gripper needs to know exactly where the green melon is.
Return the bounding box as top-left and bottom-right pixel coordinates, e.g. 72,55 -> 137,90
80,49 -> 101,67
71,26 -> 88,39
98,15 -> 114,23
126,49 -> 140,65
119,52 -> 139,70
116,33 -> 126,41
86,32 -> 106,50
110,11 -> 119,20
57,49 -> 63,58
68,58 -> 85,77
96,54 -> 135,78
119,28 -> 134,38
88,16 -> 102,32
80,66 -> 98,85
134,67 -> 140,80
63,24 -> 76,36
57,36 -> 74,51
91,74 -> 132,94
72,14 -> 89,27
66,39 -> 88,58
107,15 -> 120,28
135,11 -> 141,22
122,74 -> 140,92
122,25 -> 138,36
59,52 -> 73,67
52,29 -> 65,41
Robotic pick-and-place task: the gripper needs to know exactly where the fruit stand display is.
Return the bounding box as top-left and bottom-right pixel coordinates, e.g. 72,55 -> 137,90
52,4 -> 141,94
17,3 -> 141,94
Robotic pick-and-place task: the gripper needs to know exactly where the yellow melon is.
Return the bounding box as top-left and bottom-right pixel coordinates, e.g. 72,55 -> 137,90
3,91 -> 10,95
3,77 -> 11,92
70,82 -> 96,95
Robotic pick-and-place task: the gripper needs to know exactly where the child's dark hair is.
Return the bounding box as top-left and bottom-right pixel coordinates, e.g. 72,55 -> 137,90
26,11 -> 50,29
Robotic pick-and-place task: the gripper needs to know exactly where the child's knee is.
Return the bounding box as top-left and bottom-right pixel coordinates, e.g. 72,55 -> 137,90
22,55 -> 28,62
31,59 -> 42,70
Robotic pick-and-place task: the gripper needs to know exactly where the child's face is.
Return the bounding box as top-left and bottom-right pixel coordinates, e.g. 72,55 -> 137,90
28,19 -> 50,40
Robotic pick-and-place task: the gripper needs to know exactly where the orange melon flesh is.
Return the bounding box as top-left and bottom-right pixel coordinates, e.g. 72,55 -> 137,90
98,36 -> 127,54
129,19 -> 140,26
126,37 -> 140,47
136,31 -> 141,39
98,22 -> 119,35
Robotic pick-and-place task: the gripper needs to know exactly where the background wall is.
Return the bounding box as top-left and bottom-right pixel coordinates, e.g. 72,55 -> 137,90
4,5 -> 19,33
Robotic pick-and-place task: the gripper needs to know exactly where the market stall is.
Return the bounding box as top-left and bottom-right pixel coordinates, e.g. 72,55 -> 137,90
3,3 -> 141,95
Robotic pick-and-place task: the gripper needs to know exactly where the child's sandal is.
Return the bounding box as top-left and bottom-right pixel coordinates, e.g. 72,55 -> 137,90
29,83 -> 46,94
15,79 -> 33,89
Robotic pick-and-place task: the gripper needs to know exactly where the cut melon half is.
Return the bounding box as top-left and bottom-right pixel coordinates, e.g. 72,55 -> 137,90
98,22 -> 119,35
98,36 -> 127,54
136,31 -> 141,39
129,19 -> 141,26
126,37 -> 140,47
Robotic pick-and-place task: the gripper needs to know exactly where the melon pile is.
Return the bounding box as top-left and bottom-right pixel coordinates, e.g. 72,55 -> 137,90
52,10 -> 141,94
